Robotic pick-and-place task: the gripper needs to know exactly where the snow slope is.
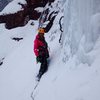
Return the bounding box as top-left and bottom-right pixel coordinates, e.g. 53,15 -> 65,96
0,0 -> 100,100
0,21 -> 39,100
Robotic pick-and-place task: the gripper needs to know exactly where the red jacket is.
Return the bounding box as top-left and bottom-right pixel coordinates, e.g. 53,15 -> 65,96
34,34 -> 49,57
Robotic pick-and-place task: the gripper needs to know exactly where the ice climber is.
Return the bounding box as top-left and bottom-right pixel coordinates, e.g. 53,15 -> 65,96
34,28 -> 49,81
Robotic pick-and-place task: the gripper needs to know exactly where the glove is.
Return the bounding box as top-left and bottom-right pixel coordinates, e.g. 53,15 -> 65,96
36,56 -> 39,63
36,56 -> 42,63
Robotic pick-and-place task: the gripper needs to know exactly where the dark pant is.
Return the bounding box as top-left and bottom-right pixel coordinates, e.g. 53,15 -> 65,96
37,57 -> 48,79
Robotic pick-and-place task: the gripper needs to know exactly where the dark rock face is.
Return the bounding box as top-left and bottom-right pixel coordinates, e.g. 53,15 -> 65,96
26,0 -> 54,7
0,2 -> 29,29
0,0 -> 55,29
0,10 -> 28,29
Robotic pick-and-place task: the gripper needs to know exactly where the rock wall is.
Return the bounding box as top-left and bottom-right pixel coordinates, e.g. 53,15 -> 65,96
0,0 -> 54,29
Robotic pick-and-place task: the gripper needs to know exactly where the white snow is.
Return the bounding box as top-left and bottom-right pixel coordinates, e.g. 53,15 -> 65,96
0,0 -> 100,100
35,7 -> 44,12
0,0 -> 26,15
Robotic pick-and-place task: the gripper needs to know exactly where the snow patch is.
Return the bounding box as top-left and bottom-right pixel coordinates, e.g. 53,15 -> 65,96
0,0 -> 26,15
